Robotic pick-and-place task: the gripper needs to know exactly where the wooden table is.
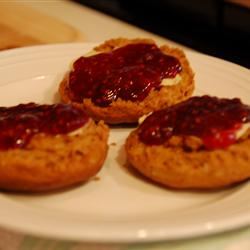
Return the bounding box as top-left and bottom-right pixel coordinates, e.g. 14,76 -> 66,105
0,0 -> 185,50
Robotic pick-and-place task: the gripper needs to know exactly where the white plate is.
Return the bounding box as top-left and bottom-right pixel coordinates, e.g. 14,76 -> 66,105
0,43 -> 249,243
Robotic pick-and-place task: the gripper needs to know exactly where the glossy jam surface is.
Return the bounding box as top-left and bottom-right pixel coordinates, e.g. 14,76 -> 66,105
138,96 -> 250,149
69,43 -> 182,107
0,103 -> 89,149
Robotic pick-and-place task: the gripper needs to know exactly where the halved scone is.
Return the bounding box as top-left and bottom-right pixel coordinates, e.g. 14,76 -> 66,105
0,103 -> 109,192
59,38 -> 194,124
125,96 -> 250,189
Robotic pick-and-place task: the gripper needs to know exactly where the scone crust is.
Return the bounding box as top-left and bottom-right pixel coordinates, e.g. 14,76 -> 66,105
125,130 -> 250,189
0,120 -> 109,192
59,38 -> 194,124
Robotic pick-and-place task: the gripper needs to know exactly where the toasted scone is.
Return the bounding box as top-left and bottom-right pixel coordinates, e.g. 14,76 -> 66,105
0,103 -> 109,192
59,38 -> 194,124
125,96 -> 250,189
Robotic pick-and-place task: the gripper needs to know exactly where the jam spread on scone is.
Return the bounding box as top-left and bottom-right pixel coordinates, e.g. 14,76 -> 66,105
0,103 -> 89,149
68,43 -> 182,107
138,96 -> 250,149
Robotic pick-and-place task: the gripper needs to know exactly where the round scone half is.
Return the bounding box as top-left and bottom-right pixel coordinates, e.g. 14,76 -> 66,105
59,38 -> 194,124
125,96 -> 250,189
0,103 -> 109,192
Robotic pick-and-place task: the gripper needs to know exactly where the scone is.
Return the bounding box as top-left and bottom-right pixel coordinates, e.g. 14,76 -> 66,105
0,103 -> 109,192
125,96 -> 250,189
59,38 -> 194,124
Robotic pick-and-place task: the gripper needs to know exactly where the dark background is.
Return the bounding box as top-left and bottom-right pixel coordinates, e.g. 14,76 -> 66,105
73,0 -> 250,68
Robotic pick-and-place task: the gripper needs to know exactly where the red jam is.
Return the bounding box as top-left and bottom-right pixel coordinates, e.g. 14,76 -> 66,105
138,96 -> 250,149
0,103 -> 89,150
68,43 -> 182,107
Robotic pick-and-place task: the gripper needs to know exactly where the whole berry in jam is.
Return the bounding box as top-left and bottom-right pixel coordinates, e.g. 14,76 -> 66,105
68,43 -> 182,107
138,96 -> 250,149
0,103 -> 89,149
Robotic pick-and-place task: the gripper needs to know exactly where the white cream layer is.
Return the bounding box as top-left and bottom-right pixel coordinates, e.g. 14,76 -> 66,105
236,123 -> 250,139
68,120 -> 91,136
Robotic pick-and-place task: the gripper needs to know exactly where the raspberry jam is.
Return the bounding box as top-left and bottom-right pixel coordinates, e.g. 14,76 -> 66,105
138,96 -> 250,149
0,103 -> 89,150
68,43 -> 182,107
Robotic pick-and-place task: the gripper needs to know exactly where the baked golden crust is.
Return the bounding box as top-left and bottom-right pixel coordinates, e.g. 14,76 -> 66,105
125,129 -> 250,189
0,120 -> 109,192
59,38 -> 194,124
